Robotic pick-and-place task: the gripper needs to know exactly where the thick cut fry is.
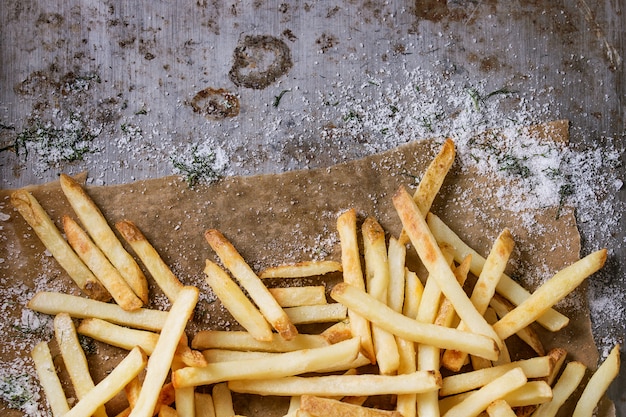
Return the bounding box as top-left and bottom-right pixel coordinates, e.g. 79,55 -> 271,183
387,237 -> 407,313
60,173 -> 149,303
331,282 -> 499,361
269,286 -> 327,307
78,317 -> 160,354
403,268 -> 424,319
31,342 -> 70,417
204,259 -> 273,341
195,392 -> 216,417
10,189 -> 110,301
486,399 -> 517,417
284,303 -> 347,324
393,187 -> 502,347
64,347 -> 148,417
545,348 -> 568,386
205,229 -> 297,340
53,313 -> 107,417
212,383 -> 235,417
259,260 -> 342,278
493,249 -> 607,340
300,395 -> 403,417
172,337 -> 360,388
64,216 -> 143,311
228,370 -> 441,397
129,286 -> 199,417
572,344 -> 620,417
532,361 -> 586,417
116,220 -> 184,302
337,209 -> 375,363
28,291 -> 168,331
172,358 -> 195,417
192,330 -> 328,351
426,212 -> 569,331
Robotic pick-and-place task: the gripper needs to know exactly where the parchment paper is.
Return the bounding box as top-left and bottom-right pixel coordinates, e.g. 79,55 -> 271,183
0,120 -> 614,416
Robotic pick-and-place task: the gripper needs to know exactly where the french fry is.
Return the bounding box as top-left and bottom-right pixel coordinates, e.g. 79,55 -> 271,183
158,405 -> 177,417
486,399 -> 517,417
53,313 -> 107,417
172,357 -> 195,417
204,259 -> 273,342
64,215 -> 143,311
259,260 -> 342,278
28,291 -> 168,331
192,330 -> 329,352
545,348 -> 568,386
64,347 -> 148,417
78,317 -> 159,354
129,286 -> 199,417
205,229 -> 298,340
31,342 -> 70,417
489,294 -> 545,356
116,220 -> 184,302
402,268 -> 424,319
300,395 -> 403,417
10,189 -> 110,301
532,360 -> 586,417
572,344 -> 621,417
434,254 -> 472,328
59,173 -> 149,303
213,383 -> 235,417
387,236 -> 407,313
284,303 -> 348,324
195,392 -> 216,417
493,249 -> 607,341
116,383 -> 176,417
269,286 -> 327,307
320,319 -> 353,344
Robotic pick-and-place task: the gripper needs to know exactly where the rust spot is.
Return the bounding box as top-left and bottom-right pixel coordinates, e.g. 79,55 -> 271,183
229,35 -> 293,90
414,0 -> 449,22
190,87 -> 240,120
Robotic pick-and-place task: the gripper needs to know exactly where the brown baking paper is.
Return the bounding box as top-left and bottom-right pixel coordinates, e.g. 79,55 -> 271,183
0,120 -> 614,416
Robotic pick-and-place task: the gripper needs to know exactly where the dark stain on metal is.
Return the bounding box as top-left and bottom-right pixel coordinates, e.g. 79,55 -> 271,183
316,33 -> 338,53
191,88 -> 240,119
36,12 -> 64,27
229,35 -> 293,90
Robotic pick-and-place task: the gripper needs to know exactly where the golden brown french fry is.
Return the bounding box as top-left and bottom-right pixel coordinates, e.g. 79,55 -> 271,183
192,330 -> 329,352
115,382 -> 176,417
284,303 -> 347,324
259,260 -> 342,278
116,220 -> 184,302
545,348 -> 568,386
10,189 -> 110,301
532,360 -> 586,417
31,341 -> 70,417
320,319 -> 353,344
157,405 -> 177,417
269,286 -> 327,307
434,254 -> 472,328
205,229 -> 297,340
572,344 -> 620,417
195,392 -> 216,417
489,294 -> 545,356
402,268 -> 424,319
300,395 -> 403,417
212,383 -> 235,417
60,173 -> 149,303
172,357 -> 195,417
486,399 -> 517,417
64,216 -> 143,311
204,259 -> 273,342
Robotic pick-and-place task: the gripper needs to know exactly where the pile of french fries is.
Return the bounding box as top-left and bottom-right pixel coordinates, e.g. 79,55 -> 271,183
10,139 -> 621,417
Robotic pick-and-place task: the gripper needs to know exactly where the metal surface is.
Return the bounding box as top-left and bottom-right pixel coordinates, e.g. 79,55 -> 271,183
1,0 -> 625,414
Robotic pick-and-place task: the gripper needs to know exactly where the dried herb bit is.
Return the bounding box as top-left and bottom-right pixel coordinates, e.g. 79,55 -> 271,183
273,89 -> 292,107
172,144 -> 224,187
343,109 -> 363,122
467,87 -> 516,111
0,374 -> 36,409
498,154 -> 531,179
556,182 -> 575,219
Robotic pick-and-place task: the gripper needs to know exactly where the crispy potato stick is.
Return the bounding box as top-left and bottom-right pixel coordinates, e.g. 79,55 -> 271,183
203,349 -> 277,363
213,383 -> 235,417
398,137 -> 455,245
53,313 -> 107,417
228,370 -> 441,396
175,342 -> 208,368
205,229 -> 297,340
489,294 -> 545,356
331,282 -> 499,361
28,291 -> 168,331
192,330 -> 328,351
285,396 -> 301,417
129,286 -> 199,417
116,220 -> 184,302
195,392 -> 216,417
124,376 -> 142,409
572,344 -> 621,417
269,286 -> 327,307
545,348 -> 568,386
172,358 -> 195,417
204,259 -> 273,342
64,347 -> 148,417
387,237 -> 407,313
337,209 -> 375,363
434,254 -> 472,328
158,405 -> 177,417
442,367 -> 528,417
64,216 -> 143,311
60,173 -> 149,303
493,249 -> 607,340
78,317 -> 159,354
116,383 -> 176,417
31,342 -> 70,417
393,187 -> 502,347
486,399 -> 517,417
172,337 -> 360,388
320,319 -> 353,344
259,260 -> 342,278
403,268 -> 424,319
10,189 -> 110,301
300,395 -> 403,417
284,303 -> 347,324
532,361 -> 586,417
440,355 -> 553,397
426,212 -> 569,331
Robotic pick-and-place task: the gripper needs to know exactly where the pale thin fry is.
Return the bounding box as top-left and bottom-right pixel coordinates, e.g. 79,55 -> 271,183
300,395 -> 403,417
486,399 -> 517,417
172,337 -> 360,388
402,268 -> 424,319
64,216 -> 143,311
172,358 -> 195,417
493,249 -> 607,340
393,187 -> 502,347
532,361 -> 586,417
129,286 -> 199,417
195,392 -> 216,417
228,371 -> 441,397
60,173 -> 149,303
337,208 -> 375,363
285,396 -> 301,417
320,319 -> 353,344
78,317 -> 159,354
489,294 -> 545,356
284,303 -> 347,324
269,286 -> 327,307
426,212 -> 569,331
205,229 -> 297,340
31,342 -> 70,417
11,189 -> 110,301
202,349 -> 277,363
53,313 -> 107,417
213,383 -> 235,417
572,344 -> 621,417
29,292 -> 168,331
204,259 -> 273,342
486,307 -> 510,367
192,330 -> 329,351
64,347 -> 148,417
116,220 -> 184,302
434,254 -> 472,328
545,348 -> 568,386
387,236 -> 407,313
331,282 -> 499,361
259,260 -> 342,278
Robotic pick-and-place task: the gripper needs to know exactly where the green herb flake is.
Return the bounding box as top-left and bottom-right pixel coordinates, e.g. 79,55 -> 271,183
273,89 -> 292,107
0,374 -> 36,409
171,144 -> 223,187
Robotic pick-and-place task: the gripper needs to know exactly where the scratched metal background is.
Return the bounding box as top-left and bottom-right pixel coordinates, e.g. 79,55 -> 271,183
1,0 -> 625,414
